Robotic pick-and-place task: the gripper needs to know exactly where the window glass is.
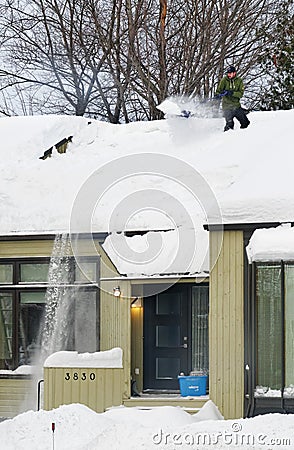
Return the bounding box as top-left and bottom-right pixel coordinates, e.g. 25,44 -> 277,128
156,357 -> 181,379
0,293 -> 13,360
20,292 -> 46,304
20,263 -> 49,283
0,265 -> 13,284
156,293 -> 181,315
256,264 -> 282,391
156,325 -> 180,347
75,262 -> 97,283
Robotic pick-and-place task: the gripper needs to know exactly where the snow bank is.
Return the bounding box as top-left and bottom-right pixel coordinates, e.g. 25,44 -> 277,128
0,365 -> 34,376
246,224 -> 294,263
104,405 -> 196,427
0,402 -> 293,450
44,348 -> 123,368
193,399 -> 224,422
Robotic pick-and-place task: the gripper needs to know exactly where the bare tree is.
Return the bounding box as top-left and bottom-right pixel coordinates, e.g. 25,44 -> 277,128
0,0 -> 286,120
0,0 -> 115,117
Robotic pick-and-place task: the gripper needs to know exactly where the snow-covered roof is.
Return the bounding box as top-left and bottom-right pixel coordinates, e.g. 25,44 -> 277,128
217,110 -> 294,224
0,109 -> 293,276
246,223 -> 294,263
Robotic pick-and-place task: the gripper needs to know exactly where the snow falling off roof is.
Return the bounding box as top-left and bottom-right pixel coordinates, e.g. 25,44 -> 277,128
246,224 -> 294,263
44,347 -> 123,368
102,229 -> 209,277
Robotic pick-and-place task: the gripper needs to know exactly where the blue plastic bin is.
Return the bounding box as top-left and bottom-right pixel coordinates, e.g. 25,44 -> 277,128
178,375 -> 207,396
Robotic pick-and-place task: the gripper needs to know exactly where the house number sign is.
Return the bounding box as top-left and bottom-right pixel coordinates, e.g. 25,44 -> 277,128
64,371 -> 96,381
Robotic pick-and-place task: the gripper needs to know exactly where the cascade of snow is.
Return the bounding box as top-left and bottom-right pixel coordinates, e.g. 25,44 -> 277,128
20,234 -> 77,412
39,233 -> 77,362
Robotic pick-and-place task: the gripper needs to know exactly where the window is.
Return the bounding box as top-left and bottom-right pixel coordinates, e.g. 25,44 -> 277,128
255,262 -> 294,396
20,263 -> 50,283
75,261 -> 98,283
19,291 -> 46,365
0,257 -> 99,370
0,264 -> 13,284
0,293 -> 13,360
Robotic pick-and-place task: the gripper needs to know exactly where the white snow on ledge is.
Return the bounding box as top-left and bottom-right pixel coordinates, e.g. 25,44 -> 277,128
246,224 -> 294,263
0,365 -> 34,376
102,229 -> 209,276
44,347 -> 123,368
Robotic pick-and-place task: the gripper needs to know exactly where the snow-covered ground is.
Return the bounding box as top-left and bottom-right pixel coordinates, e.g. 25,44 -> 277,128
0,401 -> 293,450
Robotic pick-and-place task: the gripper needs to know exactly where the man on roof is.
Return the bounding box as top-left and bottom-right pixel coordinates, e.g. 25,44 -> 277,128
215,66 -> 250,132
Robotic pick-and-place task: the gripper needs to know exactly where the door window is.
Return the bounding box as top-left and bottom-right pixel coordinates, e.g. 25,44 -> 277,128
156,325 -> 181,347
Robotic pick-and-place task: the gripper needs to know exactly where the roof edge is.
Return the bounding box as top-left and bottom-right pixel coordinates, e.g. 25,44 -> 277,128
0,232 -> 109,242
203,222 -> 292,231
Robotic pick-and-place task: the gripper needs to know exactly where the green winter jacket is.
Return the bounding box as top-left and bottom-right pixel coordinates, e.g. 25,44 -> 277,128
215,75 -> 244,110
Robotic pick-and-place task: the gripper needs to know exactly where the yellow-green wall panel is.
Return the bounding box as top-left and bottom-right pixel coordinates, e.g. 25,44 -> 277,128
44,367 -> 123,412
131,305 -> 143,392
0,240 -> 54,257
0,378 -> 31,417
209,230 -> 244,419
99,246 -> 131,400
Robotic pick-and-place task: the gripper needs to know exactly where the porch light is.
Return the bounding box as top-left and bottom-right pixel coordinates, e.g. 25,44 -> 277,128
113,286 -> 121,297
131,297 -> 142,308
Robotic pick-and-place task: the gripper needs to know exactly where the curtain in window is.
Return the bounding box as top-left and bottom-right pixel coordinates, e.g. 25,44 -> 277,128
18,292 -> 46,365
191,286 -> 209,373
256,264 -> 282,389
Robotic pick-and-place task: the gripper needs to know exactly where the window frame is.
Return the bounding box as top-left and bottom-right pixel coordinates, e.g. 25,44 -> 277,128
253,261 -> 294,397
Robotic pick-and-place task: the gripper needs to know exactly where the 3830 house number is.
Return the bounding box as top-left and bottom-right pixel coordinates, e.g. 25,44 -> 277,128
64,372 -> 96,381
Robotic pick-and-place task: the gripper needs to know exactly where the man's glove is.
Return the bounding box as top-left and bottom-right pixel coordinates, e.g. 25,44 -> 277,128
181,110 -> 191,118
223,90 -> 233,96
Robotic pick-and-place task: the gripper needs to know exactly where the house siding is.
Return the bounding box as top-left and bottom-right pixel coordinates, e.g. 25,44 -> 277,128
44,367 -> 123,413
131,305 -> 143,392
0,240 -> 54,257
99,247 -> 131,400
209,230 -> 244,419
0,378 -> 31,418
